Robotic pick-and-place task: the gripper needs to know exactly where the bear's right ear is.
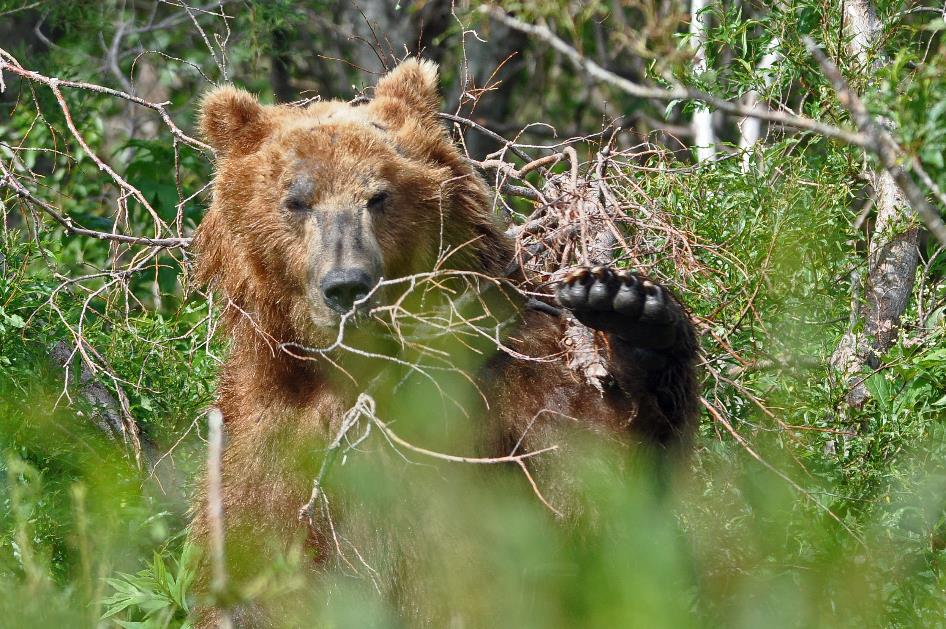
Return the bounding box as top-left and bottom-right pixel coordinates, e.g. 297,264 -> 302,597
373,58 -> 440,118
199,86 -> 270,156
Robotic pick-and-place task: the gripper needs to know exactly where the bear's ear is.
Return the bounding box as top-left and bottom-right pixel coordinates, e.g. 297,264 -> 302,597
373,58 -> 440,116
199,86 -> 270,156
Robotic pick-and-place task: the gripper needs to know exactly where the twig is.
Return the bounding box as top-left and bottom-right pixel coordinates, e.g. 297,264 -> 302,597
0,51 -> 212,154
1,162 -> 192,248
298,394 -> 563,523
374,410 -> 559,465
439,112 -> 535,162
297,396 -> 372,523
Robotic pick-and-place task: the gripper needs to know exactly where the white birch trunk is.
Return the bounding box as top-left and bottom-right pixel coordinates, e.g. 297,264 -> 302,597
690,0 -> 716,162
738,38 -> 780,172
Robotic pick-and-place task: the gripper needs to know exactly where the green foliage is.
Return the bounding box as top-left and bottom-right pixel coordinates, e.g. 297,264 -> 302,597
102,543 -> 198,629
0,233 -> 214,626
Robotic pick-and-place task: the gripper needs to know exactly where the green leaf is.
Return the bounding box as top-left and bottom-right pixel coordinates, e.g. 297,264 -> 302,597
5,314 -> 26,329
866,373 -> 892,404
664,99 -> 681,118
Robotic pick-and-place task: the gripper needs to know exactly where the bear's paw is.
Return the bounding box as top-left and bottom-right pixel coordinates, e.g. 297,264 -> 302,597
556,266 -> 683,350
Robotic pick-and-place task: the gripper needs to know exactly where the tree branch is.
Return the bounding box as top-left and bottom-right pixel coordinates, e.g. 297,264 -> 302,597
0,162 -> 192,248
481,6 -> 870,148
0,51 -> 212,155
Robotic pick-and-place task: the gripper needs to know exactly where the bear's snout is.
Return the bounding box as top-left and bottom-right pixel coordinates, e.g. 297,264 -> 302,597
320,268 -> 376,314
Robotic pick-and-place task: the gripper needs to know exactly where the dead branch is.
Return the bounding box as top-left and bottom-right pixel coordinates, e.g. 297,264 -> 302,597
0,50 -> 212,155
439,112 -> 535,162
297,395 -> 373,524
1,161 -> 192,248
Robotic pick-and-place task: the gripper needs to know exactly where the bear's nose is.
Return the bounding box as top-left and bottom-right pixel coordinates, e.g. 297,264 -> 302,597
321,268 -> 375,314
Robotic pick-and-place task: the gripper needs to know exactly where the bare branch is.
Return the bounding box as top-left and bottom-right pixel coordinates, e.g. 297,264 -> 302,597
299,394 -> 563,527
481,6 -> 870,148
1,162 -> 192,248
0,51 -> 212,155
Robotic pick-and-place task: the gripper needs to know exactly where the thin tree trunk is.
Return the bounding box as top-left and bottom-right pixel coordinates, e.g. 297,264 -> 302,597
830,0 -> 920,407
738,38 -> 779,172
690,0 -> 716,162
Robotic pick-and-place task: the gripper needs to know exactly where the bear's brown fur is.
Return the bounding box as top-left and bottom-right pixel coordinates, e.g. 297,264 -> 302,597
190,59 -> 698,625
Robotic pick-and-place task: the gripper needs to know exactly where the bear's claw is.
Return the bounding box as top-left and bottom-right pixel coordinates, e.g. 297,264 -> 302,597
556,266 -> 680,349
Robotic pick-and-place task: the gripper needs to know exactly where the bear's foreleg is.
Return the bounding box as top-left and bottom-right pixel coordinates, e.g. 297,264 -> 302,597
556,266 -> 699,447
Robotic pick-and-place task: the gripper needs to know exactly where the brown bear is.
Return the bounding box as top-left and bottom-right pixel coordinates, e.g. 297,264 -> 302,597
190,59 -> 698,626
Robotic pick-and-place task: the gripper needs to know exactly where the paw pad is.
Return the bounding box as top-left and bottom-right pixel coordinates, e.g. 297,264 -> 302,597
555,266 -> 678,347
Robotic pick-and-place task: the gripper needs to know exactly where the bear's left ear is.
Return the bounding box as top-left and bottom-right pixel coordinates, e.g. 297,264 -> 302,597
199,85 -> 271,156
373,58 -> 440,117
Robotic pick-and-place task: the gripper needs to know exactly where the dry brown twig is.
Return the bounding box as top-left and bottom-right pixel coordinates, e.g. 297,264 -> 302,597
0,161 -> 192,248
0,50 -> 212,154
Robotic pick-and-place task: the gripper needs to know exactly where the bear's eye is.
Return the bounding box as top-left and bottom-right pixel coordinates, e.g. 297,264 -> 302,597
367,191 -> 389,213
285,197 -> 309,213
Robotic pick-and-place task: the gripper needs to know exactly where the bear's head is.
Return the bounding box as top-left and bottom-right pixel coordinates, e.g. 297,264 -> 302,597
195,60 -> 510,346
